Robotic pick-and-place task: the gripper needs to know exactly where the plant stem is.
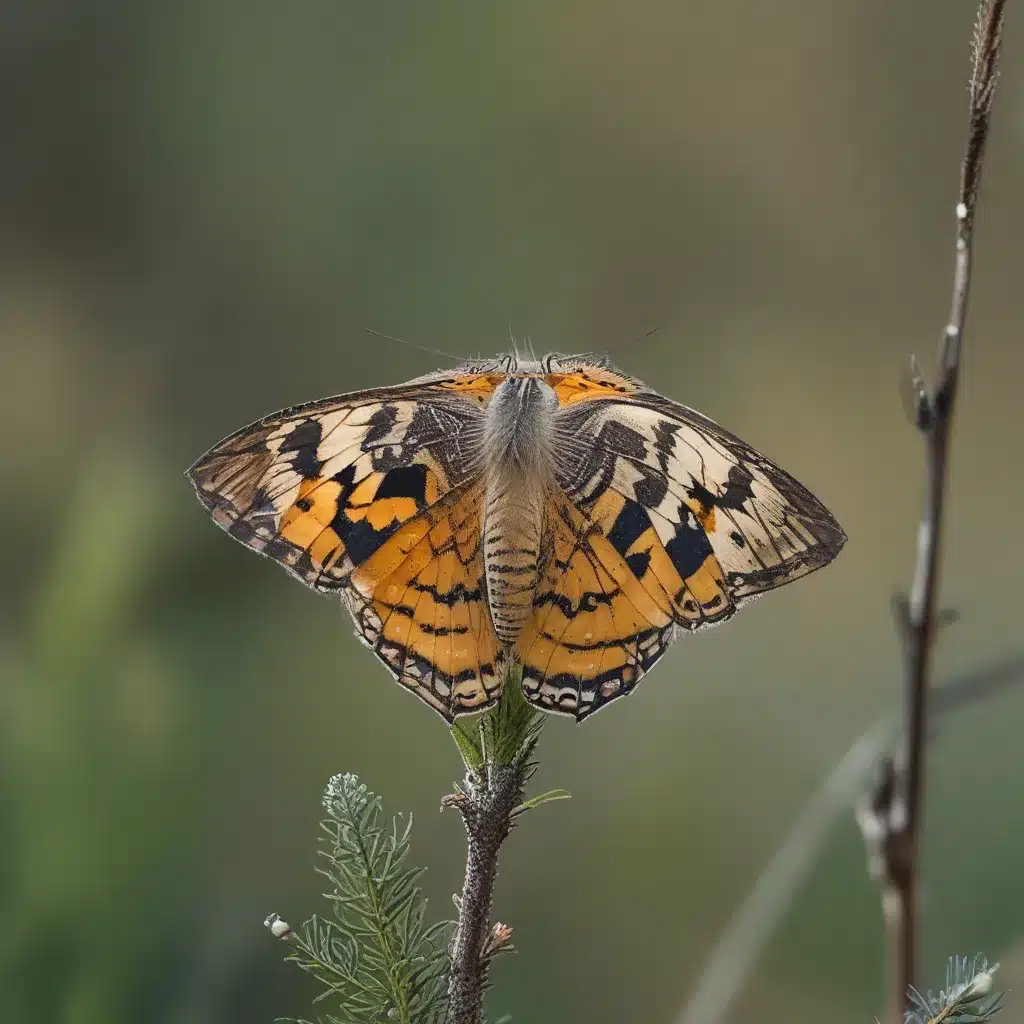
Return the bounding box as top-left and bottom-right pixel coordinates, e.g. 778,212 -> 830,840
445,760 -> 528,1024
878,3 -> 1005,1020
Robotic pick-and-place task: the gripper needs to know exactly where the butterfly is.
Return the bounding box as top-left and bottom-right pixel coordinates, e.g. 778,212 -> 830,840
188,353 -> 845,722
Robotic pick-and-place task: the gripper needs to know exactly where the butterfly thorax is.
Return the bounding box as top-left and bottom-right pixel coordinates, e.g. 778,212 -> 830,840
481,375 -> 558,645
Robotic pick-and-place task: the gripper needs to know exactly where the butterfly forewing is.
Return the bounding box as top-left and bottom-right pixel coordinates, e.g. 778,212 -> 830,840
554,393 -> 846,602
188,376 -> 509,718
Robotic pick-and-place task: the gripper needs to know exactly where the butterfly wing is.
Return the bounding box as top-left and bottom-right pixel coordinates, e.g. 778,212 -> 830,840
343,481 -> 506,718
516,492 -> 689,719
188,375 -> 506,719
518,389 -> 845,720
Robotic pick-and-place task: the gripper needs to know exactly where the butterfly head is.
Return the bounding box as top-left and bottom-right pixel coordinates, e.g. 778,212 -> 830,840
451,351 -> 615,374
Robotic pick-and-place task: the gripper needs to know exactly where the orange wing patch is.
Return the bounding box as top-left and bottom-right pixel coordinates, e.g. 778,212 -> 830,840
517,486 -> 735,721
279,476 -> 347,571
270,462 -> 449,590
545,369 -> 638,406
346,485 -> 505,719
437,373 -> 507,405
516,500 -> 669,720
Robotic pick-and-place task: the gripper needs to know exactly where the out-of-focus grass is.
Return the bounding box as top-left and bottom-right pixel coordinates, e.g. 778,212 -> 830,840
3,3 -> 1024,1023
3,446 -> 192,1022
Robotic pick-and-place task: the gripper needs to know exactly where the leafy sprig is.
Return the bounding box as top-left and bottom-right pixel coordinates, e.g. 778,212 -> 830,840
270,773 -> 451,1024
450,667 -> 542,770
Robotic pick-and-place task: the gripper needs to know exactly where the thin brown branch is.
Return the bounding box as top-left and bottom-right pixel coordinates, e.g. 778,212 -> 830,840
873,3 -> 1006,1021
443,759 -> 531,1024
443,666 -> 547,1024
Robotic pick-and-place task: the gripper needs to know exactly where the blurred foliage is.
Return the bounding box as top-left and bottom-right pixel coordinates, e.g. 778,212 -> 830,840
3,3 -> 1024,1023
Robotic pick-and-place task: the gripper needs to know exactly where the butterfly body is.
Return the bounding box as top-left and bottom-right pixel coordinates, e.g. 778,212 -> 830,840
482,371 -> 559,644
189,353 -> 845,722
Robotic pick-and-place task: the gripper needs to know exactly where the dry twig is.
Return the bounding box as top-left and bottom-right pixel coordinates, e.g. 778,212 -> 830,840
865,3 -> 1007,1020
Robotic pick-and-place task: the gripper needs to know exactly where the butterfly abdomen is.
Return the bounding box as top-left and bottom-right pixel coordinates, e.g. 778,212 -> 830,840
482,375 -> 558,645
483,484 -> 546,643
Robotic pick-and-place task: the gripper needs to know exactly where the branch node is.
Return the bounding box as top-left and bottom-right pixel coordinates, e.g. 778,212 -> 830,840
907,355 -> 934,430
482,921 -> 515,959
441,792 -> 473,814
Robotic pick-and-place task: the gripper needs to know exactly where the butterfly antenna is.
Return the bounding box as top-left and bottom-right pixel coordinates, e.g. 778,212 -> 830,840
604,325 -> 661,360
364,328 -> 463,363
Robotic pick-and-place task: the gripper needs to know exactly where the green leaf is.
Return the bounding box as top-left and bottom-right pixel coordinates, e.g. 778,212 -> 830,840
479,665 -> 545,766
450,718 -> 484,772
512,788 -> 572,815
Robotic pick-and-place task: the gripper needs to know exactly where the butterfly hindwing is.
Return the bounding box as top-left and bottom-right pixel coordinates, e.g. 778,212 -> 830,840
344,483 -> 506,718
516,486 -> 734,720
516,494 -> 684,719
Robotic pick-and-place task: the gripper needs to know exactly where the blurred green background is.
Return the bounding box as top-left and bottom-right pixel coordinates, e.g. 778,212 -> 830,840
4,2 -> 1024,1022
